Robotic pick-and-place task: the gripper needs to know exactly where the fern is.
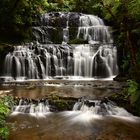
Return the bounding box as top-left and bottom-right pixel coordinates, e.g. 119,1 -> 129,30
127,80 -> 140,104
0,96 -> 14,140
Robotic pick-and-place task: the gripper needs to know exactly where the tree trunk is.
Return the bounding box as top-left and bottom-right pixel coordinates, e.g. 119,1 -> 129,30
126,31 -> 140,82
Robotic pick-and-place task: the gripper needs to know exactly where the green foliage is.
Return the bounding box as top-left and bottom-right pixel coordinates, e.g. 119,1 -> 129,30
110,84 -> 140,116
125,80 -> 140,116
47,0 -> 75,12
0,96 -> 14,140
1,96 -> 15,109
46,0 -> 104,17
0,0 -> 49,42
121,59 -> 129,72
0,127 -> 9,140
118,80 -> 140,116
126,80 -> 140,104
128,0 -> 140,20
127,80 -> 138,95
98,0 -> 140,81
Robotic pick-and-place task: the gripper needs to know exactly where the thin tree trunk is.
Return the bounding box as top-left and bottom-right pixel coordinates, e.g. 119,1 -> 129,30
100,0 -> 118,21
126,31 -> 140,82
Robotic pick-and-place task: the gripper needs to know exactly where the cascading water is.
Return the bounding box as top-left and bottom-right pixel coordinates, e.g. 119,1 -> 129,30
2,12 -> 118,81
12,97 -> 131,118
12,98 -> 50,116
9,96 -> 140,140
72,98 -> 131,116
77,14 -> 113,44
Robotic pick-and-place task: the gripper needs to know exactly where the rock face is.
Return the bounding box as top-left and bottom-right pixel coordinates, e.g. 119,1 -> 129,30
32,12 -> 80,44
1,12 -> 118,80
32,12 -> 114,44
0,44 -> 14,77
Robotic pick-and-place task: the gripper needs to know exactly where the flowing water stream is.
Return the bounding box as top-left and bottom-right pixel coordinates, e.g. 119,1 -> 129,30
1,12 -> 118,81
1,81 -> 139,140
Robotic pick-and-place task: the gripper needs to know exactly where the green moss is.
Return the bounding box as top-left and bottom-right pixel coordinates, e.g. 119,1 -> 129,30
0,96 -> 14,140
109,89 -> 140,117
0,43 -> 14,52
47,94 -> 77,111
109,92 -> 129,109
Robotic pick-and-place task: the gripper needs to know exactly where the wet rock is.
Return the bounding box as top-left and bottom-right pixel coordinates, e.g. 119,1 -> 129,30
47,94 -> 77,111
114,74 -> 128,82
84,100 -> 95,107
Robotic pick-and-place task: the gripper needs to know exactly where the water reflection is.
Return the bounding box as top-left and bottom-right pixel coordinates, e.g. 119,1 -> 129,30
2,83 -> 121,99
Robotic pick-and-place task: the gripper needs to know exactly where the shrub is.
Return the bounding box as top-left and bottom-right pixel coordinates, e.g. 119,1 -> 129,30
0,96 -> 14,140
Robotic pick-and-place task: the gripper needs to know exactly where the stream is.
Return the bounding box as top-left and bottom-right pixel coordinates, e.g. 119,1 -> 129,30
1,80 -> 140,140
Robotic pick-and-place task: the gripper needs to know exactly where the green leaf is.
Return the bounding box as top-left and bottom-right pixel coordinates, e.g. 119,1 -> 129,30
0,127 -> 9,140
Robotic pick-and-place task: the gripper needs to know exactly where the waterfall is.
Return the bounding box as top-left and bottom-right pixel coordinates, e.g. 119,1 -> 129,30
73,44 -> 98,77
77,14 -> 113,44
12,98 -> 50,116
62,13 -> 69,44
2,12 -> 118,81
12,97 -> 131,117
73,98 -> 131,116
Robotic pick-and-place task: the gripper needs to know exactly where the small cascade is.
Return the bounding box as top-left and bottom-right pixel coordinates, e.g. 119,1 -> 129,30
62,13 -> 69,44
3,44 -> 73,79
73,44 -> 118,78
1,12 -> 119,81
77,14 -> 113,44
73,98 -> 131,116
12,98 -> 50,116
73,14 -> 118,78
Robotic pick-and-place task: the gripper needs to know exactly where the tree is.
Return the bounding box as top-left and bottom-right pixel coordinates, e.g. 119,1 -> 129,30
0,0 -> 49,42
47,0 -> 75,12
0,96 -> 14,140
97,0 -> 140,82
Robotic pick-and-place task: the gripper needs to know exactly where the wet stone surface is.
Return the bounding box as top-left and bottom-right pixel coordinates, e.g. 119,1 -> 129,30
2,80 -> 139,140
7,112 -> 140,140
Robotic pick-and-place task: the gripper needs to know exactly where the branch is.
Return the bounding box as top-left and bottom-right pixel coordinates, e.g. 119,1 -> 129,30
100,0 -> 118,23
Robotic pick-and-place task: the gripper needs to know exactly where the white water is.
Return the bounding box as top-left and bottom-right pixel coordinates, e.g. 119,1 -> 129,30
12,99 -> 50,116
2,13 -> 118,81
12,98 -> 132,119
3,44 -> 118,80
73,99 -> 131,116
77,14 -> 113,44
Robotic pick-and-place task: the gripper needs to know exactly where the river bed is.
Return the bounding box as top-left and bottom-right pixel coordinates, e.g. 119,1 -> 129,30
1,80 -> 140,140
7,111 -> 140,140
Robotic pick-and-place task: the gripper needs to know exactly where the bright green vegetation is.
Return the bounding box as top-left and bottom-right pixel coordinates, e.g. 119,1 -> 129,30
125,80 -> 140,115
0,0 -> 49,43
0,96 -> 14,140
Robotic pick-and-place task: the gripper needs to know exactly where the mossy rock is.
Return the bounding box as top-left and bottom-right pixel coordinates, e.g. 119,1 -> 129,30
109,92 -> 140,116
0,43 -> 14,53
47,94 -> 77,111
109,92 -> 129,108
